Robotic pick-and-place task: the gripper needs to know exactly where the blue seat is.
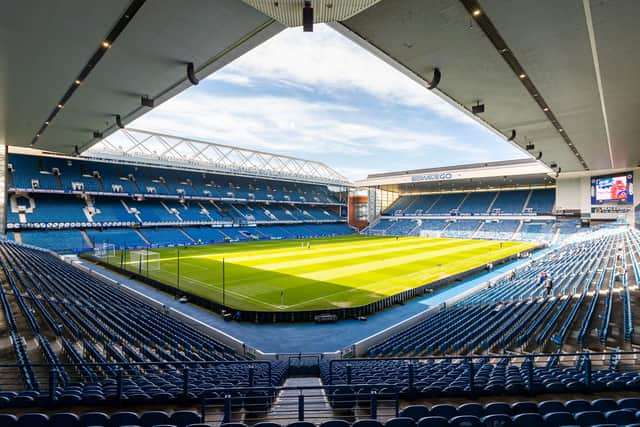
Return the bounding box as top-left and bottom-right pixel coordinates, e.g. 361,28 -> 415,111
320,421 -> 350,427
0,396 -> 10,408
81,412 -> 110,427
591,399 -> 618,412
253,423 -> 281,427
186,424 -> 214,427
108,412 -> 139,427
512,413 -> 543,427
12,396 -> 35,407
49,413 -> 81,427
457,403 -> 483,417
574,411 -> 606,427
566,401 -> 592,414
604,409 -> 636,425
430,404 -> 457,419
512,402 -> 538,415
351,421 -> 383,427
0,414 -> 18,427
417,417 -> 448,427
543,411 -> 575,427
169,411 -> 201,427
18,413 -> 49,427
618,398 -> 640,410
139,411 -> 170,427
383,417 -> 416,427
484,403 -> 512,416
449,415 -> 482,427
330,388 -> 355,409
400,406 -> 430,421
538,401 -> 568,415
481,414 -> 512,427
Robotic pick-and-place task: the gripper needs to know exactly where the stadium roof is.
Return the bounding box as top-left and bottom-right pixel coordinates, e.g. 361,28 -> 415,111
0,1 -> 283,153
84,129 -> 350,186
2,1 -> 638,176
333,0 -> 640,173
356,159 -> 554,193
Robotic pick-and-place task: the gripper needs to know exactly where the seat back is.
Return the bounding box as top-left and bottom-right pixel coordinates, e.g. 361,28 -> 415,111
139,411 -> 170,427
512,413 -> 543,427
400,406 -> 430,421
170,411 -> 201,427
18,413 -> 49,427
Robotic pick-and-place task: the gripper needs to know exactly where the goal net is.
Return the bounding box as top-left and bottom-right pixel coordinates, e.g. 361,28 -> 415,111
94,243 -> 116,258
129,250 -> 161,272
419,230 -> 442,238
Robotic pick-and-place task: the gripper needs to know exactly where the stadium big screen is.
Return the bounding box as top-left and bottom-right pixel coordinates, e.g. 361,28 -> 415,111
591,171 -> 634,204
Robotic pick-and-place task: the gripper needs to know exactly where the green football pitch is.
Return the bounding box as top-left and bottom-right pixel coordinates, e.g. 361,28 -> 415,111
110,235 -> 536,312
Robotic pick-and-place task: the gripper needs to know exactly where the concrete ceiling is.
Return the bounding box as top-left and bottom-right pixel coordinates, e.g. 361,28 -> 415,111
1,0 -> 638,175
336,0 -> 640,173
1,0 -> 284,154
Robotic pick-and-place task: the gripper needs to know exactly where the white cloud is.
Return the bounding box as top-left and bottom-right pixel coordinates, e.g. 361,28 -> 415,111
209,24 -> 478,125
129,24 -> 521,181
133,92 -> 477,159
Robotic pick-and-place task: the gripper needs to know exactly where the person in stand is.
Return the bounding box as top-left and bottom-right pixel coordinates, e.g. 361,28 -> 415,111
544,276 -> 553,296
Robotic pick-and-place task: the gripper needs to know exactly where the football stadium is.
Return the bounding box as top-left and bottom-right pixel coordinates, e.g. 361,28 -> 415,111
1,1 -> 640,427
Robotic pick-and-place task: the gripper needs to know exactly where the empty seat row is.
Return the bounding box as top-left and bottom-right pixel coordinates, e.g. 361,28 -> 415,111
0,410 -> 203,427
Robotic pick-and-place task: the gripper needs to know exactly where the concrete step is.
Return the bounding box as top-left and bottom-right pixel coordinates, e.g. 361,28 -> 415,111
268,377 -> 330,425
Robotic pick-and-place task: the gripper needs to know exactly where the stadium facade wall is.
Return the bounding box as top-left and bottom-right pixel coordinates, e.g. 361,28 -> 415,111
82,247 -> 538,324
555,176 -> 591,214
348,194 -> 369,230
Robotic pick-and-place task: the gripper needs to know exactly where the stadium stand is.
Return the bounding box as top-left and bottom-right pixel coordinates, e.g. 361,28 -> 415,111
490,190 -> 530,214
383,189 -> 555,217
18,230 -> 90,251
87,228 -> 148,247
0,240 -> 287,408
6,153 -> 349,252
367,230 -> 637,358
525,189 -> 555,214
441,220 -> 483,238
4,2 -> 640,425
458,191 -> 496,214
428,193 -> 466,215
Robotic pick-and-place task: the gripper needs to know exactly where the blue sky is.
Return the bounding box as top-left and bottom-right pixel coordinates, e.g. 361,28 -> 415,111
132,24 -> 526,181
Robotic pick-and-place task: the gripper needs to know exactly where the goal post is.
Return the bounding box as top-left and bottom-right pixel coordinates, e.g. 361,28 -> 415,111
94,242 -> 116,259
129,250 -> 161,273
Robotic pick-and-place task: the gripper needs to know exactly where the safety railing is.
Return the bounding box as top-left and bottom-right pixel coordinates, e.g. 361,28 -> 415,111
0,359 -> 274,406
201,384 -> 401,427
326,350 -> 640,391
